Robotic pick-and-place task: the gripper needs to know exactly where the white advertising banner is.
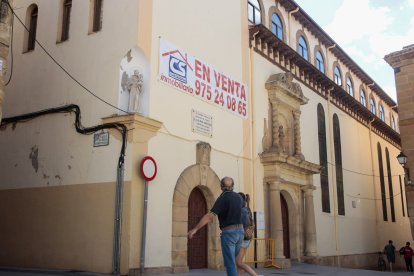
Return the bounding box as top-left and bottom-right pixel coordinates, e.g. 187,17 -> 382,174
158,38 -> 248,119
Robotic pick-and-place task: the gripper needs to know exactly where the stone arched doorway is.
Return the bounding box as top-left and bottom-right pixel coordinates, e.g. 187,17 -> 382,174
171,142 -> 223,273
281,193 -> 290,258
280,189 -> 299,260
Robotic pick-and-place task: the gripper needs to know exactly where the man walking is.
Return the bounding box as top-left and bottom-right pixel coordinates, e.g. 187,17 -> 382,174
188,177 -> 244,276
383,240 -> 395,271
403,241 -> 414,272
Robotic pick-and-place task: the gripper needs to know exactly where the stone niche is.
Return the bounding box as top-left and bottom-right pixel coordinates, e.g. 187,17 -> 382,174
262,72 -> 308,159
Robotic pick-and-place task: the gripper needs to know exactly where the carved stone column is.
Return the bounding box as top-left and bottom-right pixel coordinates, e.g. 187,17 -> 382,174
301,185 -> 317,256
268,181 -> 284,259
292,110 -> 304,159
271,101 -> 280,151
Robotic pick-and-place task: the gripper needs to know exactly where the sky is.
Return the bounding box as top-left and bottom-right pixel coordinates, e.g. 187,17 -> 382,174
295,0 -> 414,102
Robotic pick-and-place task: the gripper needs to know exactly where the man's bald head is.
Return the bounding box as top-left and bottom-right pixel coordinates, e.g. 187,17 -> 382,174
220,177 -> 234,191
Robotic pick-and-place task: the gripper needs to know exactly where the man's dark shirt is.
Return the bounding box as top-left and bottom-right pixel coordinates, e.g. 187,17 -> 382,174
210,191 -> 243,229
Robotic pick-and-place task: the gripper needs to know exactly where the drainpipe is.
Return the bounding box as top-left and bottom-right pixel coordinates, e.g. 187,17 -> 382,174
287,7 -> 300,46
326,87 -> 340,267
326,44 -> 336,78
249,30 -> 259,212
368,117 -> 379,250
113,162 -> 125,275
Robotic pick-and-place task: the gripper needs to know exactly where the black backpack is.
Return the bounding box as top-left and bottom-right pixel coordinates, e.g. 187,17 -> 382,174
400,247 -> 405,255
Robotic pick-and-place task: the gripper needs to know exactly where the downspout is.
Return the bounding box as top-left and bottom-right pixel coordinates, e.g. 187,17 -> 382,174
368,117 -> 379,250
326,44 -> 336,79
326,87 -> 340,266
249,30 -> 259,212
287,7 -> 300,46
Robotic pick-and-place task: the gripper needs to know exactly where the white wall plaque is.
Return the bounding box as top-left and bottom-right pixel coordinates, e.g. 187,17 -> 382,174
256,211 -> 265,230
191,109 -> 213,137
93,132 -> 109,147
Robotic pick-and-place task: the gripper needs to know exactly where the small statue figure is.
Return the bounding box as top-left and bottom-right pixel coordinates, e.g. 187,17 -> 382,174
122,70 -> 143,113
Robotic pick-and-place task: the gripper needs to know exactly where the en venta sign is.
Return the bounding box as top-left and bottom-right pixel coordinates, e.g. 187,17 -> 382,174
158,38 -> 248,119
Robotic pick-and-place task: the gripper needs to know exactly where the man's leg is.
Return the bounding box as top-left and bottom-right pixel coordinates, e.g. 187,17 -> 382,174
221,229 -> 239,276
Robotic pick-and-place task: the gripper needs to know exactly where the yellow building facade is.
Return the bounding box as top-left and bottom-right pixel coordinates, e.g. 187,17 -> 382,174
0,0 -> 410,275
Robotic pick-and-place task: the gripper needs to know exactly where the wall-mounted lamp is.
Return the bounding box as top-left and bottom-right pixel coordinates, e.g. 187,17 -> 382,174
397,151 -> 412,185
397,151 -> 408,166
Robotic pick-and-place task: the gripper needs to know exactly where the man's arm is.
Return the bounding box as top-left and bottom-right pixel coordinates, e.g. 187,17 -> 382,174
188,212 -> 215,239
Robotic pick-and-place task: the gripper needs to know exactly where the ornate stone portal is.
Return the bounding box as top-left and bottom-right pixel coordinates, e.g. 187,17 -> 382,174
260,73 -> 320,265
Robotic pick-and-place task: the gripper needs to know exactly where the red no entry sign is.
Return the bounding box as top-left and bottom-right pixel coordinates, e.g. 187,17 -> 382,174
140,156 -> 157,181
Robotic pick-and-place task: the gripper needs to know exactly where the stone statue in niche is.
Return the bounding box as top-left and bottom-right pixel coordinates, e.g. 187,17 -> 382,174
278,125 -> 286,153
121,70 -> 143,113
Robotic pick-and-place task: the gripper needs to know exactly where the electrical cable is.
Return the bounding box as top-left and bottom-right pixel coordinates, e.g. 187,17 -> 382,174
4,1 -> 128,114
0,104 -> 127,168
321,161 -> 405,178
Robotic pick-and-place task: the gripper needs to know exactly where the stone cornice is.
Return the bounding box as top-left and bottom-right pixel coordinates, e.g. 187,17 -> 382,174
259,151 -> 320,175
277,0 -> 395,106
102,114 -> 162,143
384,44 -> 414,68
103,113 -> 162,133
249,24 -> 401,147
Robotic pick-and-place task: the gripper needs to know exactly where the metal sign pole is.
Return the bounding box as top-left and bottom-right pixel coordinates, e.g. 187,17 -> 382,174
140,180 -> 149,275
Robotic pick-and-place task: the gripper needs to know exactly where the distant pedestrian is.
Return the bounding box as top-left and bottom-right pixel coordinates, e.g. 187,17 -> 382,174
403,241 -> 414,272
188,177 -> 244,276
384,240 -> 395,271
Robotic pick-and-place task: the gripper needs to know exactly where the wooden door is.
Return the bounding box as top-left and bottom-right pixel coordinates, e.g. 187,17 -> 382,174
187,188 -> 208,269
281,194 -> 290,258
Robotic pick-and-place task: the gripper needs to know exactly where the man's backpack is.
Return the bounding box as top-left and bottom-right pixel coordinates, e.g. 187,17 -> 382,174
399,247 -> 405,255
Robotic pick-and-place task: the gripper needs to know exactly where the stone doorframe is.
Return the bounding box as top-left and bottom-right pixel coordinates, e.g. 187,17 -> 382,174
260,72 -> 320,266
171,142 -> 223,273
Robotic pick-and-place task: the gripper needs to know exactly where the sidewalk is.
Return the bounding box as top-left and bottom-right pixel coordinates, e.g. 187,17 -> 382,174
166,262 -> 410,276
0,263 -> 410,276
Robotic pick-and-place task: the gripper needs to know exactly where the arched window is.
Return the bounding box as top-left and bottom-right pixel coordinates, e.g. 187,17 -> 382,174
271,13 -> 283,40
370,97 -> 376,114
385,148 -> 396,222
346,77 -> 353,96
360,89 -> 366,107
333,114 -> 345,216
391,115 -> 396,130
298,36 -> 308,60
61,0 -> 72,41
248,0 -> 261,24
315,51 -> 325,73
379,105 -> 385,121
334,66 -> 342,86
27,5 -> 38,51
377,143 -> 388,221
92,0 -> 103,32
318,104 -> 330,213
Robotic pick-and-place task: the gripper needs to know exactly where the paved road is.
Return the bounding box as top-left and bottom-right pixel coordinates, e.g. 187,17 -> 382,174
0,263 -> 410,276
